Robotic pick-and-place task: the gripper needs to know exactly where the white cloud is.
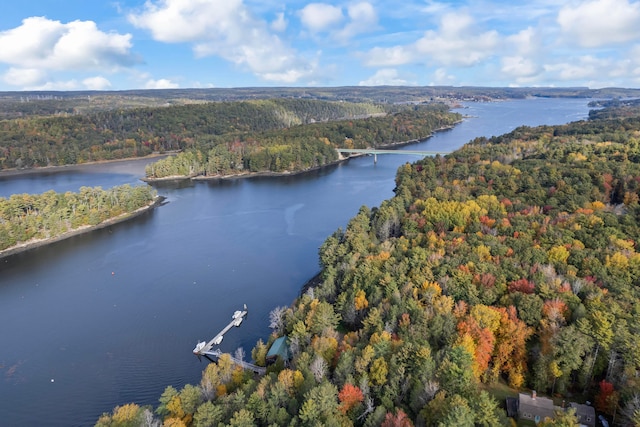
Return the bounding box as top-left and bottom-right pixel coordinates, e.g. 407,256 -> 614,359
83,76 -> 112,90
364,12 -> 499,67
420,0 -> 451,15
129,0 -> 238,43
130,0 -> 316,83
271,12 -> 287,32
358,68 -> 413,86
363,46 -> 414,67
430,68 -> 456,85
545,56 -> 610,81
558,0 -> 640,47
2,67 -> 47,87
507,27 -> 540,56
299,3 -> 344,32
27,79 -> 81,91
501,56 -> 541,79
0,17 -> 137,71
358,68 -> 408,86
336,2 -> 378,41
145,78 -> 179,89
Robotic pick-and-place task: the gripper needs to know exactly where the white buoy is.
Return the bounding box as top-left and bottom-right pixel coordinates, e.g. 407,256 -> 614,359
51,379 -> 54,383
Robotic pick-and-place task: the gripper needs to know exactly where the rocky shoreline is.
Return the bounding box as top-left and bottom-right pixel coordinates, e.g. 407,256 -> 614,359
0,196 -> 165,260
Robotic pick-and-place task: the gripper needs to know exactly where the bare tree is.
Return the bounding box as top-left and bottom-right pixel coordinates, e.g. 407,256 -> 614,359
358,397 -> 375,421
620,393 -> 640,426
235,347 -> 245,364
269,306 -> 287,334
310,356 -> 327,382
289,336 -> 300,357
200,377 -> 216,401
141,408 -> 161,427
305,287 -> 315,299
424,380 -> 440,402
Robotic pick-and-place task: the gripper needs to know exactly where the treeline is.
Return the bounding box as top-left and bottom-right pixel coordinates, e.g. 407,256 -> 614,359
0,99 -> 386,170
144,105 -> 459,178
98,104 -> 640,427
0,184 -> 157,252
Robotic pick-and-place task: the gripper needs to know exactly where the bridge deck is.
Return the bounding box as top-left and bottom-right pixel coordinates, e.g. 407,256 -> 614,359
336,148 -> 449,156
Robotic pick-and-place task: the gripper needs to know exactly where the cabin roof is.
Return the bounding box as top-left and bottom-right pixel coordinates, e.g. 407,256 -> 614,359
569,402 -> 596,427
266,336 -> 289,360
518,392 -> 555,422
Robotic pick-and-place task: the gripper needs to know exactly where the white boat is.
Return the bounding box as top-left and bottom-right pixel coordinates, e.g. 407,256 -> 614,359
193,341 -> 207,354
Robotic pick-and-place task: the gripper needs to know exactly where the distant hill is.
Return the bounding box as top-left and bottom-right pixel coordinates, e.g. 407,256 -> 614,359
2,86 -> 640,119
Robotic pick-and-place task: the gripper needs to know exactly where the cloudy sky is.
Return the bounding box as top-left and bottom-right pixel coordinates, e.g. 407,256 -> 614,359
1,0 -> 640,91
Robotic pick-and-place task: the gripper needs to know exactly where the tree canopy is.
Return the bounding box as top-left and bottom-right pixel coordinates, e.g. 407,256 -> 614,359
0,184 -> 157,253
98,102 -> 640,426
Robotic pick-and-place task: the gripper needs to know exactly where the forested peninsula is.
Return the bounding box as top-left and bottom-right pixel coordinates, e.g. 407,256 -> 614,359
0,184 -> 158,257
96,102 -> 640,427
0,93 -> 461,180
143,104 -> 460,180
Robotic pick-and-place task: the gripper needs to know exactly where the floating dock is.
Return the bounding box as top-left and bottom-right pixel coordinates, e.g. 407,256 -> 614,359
192,305 -> 266,375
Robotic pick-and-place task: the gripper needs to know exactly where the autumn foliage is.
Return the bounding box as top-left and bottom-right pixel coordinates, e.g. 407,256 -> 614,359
338,383 -> 364,414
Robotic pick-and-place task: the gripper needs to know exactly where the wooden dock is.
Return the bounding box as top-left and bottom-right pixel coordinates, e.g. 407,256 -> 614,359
192,304 -> 266,375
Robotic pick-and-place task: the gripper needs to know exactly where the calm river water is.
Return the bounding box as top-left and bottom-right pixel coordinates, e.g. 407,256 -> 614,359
0,98 -> 591,426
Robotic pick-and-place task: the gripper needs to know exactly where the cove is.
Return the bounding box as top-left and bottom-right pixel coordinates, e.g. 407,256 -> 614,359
0,98 -> 591,426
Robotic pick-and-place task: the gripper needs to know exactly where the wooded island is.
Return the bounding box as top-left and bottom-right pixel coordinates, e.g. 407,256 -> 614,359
0,184 -> 159,256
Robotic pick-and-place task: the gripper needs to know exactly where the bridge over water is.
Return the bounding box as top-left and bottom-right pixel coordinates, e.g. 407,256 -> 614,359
336,148 -> 450,163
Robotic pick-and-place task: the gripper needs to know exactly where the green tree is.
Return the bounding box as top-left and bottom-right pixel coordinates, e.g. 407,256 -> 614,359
228,408 -> 255,427
192,401 -> 222,427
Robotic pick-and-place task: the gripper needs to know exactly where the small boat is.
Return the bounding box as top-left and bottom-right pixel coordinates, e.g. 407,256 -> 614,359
193,341 -> 207,354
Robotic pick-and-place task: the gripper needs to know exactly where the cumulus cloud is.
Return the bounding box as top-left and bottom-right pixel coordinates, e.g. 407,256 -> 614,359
2,67 -> 48,87
501,56 -> 541,81
364,12 -> 499,67
0,16 -> 137,71
299,3 -> 344,32
299,2 -> 377,42
129,0 -> 316,83
507,27 -> 540,56
336,2 -> 378,41
83,76 -> 112,90
430,68 -> 456,85
558,0 -> 640,47
358,68 -> 413,86
271,12 -> 287,32
545,56 -> 610,81
27,79 -> 81,91
145,78 -> 179,89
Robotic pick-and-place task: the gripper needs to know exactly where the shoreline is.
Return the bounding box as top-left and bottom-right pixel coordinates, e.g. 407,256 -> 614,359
0,196 -> 165,260
0,152 -> 175,178
144,124 -> 457,183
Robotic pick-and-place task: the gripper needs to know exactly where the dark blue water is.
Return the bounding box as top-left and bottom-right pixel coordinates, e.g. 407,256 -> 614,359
0,98 -> 591,426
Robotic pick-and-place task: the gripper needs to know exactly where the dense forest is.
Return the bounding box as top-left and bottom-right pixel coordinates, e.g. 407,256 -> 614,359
143,105 -> 459,178
95,103 -> 640,427
0,184 -> 157,252
0,99 -> 387,169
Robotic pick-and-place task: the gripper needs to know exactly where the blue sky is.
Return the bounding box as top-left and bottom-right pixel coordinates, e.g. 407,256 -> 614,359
1,0 -> 640,91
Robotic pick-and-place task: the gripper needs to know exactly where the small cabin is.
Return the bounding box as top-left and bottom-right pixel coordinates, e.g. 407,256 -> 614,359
266,336 -> 290,365
518,391 -> 555,424
569,402 -> 596,427
511,391 -> 595,427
